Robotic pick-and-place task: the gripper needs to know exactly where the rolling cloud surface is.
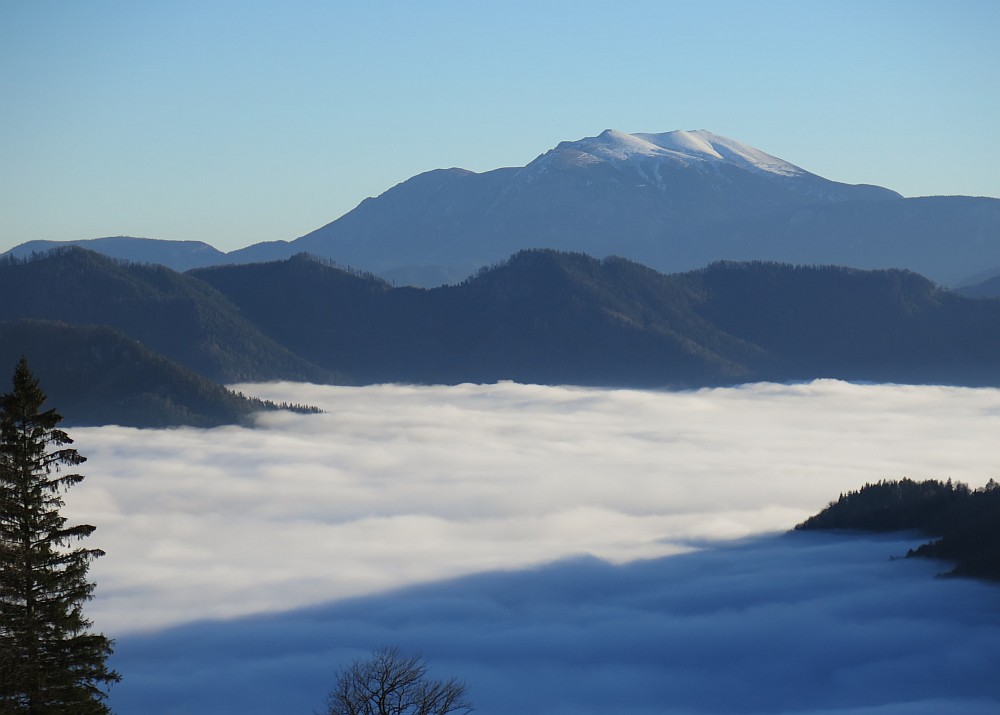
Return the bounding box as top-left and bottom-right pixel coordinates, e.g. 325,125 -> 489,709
109,533 -> 1000,714
57,380 -> 1000,713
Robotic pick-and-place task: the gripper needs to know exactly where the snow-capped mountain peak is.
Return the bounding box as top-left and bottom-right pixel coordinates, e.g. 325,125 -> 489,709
530,128 -> 806,179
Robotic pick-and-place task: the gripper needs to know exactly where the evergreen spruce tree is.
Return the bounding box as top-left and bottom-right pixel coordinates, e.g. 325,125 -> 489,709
0,358 -> 119,714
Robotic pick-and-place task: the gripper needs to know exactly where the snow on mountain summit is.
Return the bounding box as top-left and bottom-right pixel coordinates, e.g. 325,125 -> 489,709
530,129 -> 806,179
636,130 -> 725,161
644,130 -> 806,177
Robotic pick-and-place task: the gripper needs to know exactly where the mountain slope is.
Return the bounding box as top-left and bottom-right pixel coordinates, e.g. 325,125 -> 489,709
953,267 -> 1000,299
729,195 -> 1000,286
291,129 -> 903,283
7,130 -> 996,288
0,248 -> 330,383
192,251 -> 1000,388
0,320 -> 303,427
193,251 -> 771,386
189,254 -> 395,377
678,261 -> 1000,385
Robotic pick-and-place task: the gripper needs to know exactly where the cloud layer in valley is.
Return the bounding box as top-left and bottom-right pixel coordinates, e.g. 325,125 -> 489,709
109,532 -> 1000,715
58,380 -> 1000,713
70,380 -> 1000,633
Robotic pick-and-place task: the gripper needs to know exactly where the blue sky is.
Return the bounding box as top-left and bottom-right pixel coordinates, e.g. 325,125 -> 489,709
2,0 -> 998,253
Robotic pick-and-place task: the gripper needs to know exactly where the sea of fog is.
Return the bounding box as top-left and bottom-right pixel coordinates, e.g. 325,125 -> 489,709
62,380 -> 1000,714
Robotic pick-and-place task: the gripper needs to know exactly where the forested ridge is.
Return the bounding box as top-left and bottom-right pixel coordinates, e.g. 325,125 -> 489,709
195,249 -> 1000,387
796,478 -> 1000,581
0,248 -> 331,384
8,246 -> 1000,426
0,320 -> 321,427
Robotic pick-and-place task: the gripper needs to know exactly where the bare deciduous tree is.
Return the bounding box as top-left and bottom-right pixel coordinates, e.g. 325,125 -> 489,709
324,646 -> 472,715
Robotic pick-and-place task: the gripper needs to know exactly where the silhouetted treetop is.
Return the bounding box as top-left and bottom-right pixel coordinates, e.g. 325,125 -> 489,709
796,478 -> 1000,581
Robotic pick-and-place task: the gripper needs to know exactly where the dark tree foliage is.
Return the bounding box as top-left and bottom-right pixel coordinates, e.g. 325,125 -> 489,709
0,247 -> 331,384
325,646 -> 472,715
796,477 -> 1000,581
0,358 -> 119,713
0,320 -> 324,428
193,250 -> 1000,389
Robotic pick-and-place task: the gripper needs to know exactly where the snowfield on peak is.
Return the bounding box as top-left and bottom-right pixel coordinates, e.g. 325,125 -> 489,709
532,128 -> 806,178
640,130 -> 806,177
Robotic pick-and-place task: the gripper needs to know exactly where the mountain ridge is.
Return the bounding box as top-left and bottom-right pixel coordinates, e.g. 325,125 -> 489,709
0,247 -> 332,384
5,128 -> 995,287
7,246 -> 1000,425
290,128 -> 904,281
192,249 -> 1000,389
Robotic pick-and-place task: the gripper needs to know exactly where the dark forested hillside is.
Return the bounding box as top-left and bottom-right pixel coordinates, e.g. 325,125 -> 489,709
189,253 -> 394,374
8,247 -> 1000,425
194,250 -> 1000,388
796,479 -> 1000,581
678,261 -> 1000,385
0,320 -> 315,427
0,248 -> 330,383
193,251 -> 767,386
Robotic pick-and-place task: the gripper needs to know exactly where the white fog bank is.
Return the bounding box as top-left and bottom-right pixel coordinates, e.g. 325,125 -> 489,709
65,380 -> 1000,635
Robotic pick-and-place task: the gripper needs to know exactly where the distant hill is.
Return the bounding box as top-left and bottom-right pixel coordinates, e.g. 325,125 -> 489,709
796,478 -> 1000,582
954,273 -> 1000,299
6,130 -> 998,287
0,320 -> 316,428
0,248 -> 331,384
192,250 -> 1000,388
3,236 -> 227,271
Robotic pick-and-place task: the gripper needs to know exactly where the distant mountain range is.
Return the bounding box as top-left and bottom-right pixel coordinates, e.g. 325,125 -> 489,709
4,247 -> 1000,426
4,129 -> 999,287
190,249 -> 1000,388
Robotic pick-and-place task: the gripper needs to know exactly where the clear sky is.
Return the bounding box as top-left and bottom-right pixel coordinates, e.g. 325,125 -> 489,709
1,0 -> 997,253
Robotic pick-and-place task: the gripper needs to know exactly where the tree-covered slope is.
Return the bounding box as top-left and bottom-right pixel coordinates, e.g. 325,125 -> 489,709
190,253 -> 394,375
679,261 -> 1000,385
11,247 -> 1000,409
192,251 -> 767,386
796,478 -> 1000,581
429,251 -> 766,386
0,248 -> 330,383
0,320 -> 315,427
194,250 -> 1000,388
